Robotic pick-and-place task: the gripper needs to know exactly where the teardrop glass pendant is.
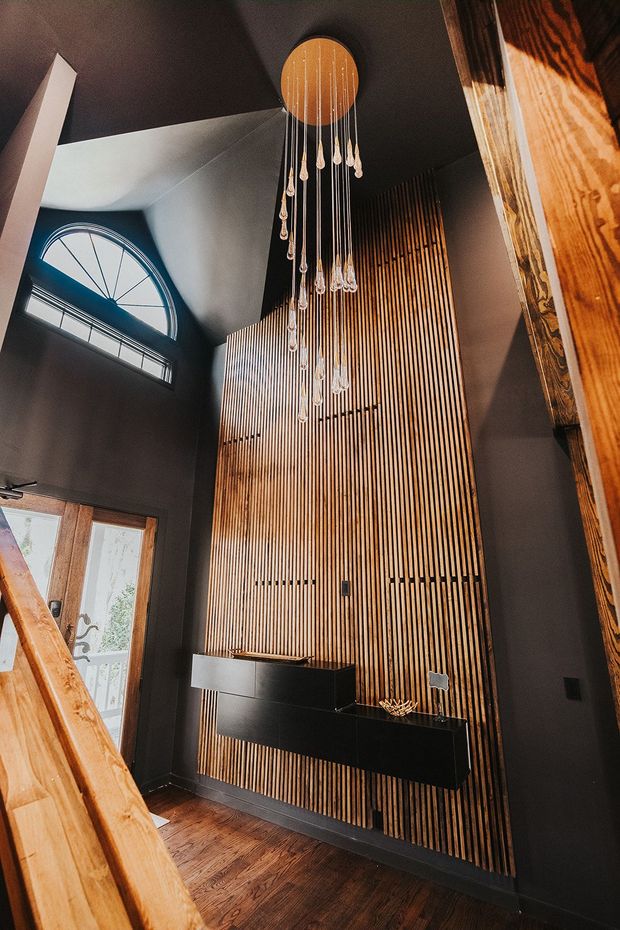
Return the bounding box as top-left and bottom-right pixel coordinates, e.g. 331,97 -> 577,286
287,232 -> 294,260
315,258 -> 326,295
342,256 -> 351,292
312,376 -> 323,406
335,255 -> 345,290
289,328 -> 298,352
279,190 -> 288,221
298,380 -> 309,423
316,139 -> 325,170
330,260 -> 338,292
332,366 -> 342,394
354,143 -> 363,179
316,349 -> 325,381
346,253 -> 357,291
286,167 -> 295,197
339,363 -> 350,391
279,217 -> 288,240
299,251 -> 308,274
299,337 -> 308,371
298,274 -> 308,311
288,299 -> 297,332
333,136 -> 342,165
299,151 -> 309,182
346,138 -> 354,167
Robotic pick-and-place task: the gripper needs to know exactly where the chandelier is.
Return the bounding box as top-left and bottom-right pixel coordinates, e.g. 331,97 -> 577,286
279,37 -> 362,421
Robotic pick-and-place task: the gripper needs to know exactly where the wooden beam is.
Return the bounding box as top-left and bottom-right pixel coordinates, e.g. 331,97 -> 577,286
0,510 -> 205,929
495,0 -> 620,720
440,0 -> 576,428
442,0 -> 619,726
565,427 -> 619,721
0,55 -> 76,350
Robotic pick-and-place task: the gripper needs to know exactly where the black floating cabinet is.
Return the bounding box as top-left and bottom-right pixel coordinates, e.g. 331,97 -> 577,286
217,693 -> 280,749
191,653 -> 356,709
255,660 -> 355,710
348,705 -> 470,789
192,654 -> 470,789
190,655 -> 255,698
279,703 -> 357,767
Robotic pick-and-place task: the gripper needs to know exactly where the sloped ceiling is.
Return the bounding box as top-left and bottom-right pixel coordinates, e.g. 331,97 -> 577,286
40,108 -> 284,341
0,0 -> 476,342
145,111 -> 284,342
42,109 -> 281,212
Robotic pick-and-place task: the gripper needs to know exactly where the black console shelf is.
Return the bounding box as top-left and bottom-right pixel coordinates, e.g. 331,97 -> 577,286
191,653 -> 470,790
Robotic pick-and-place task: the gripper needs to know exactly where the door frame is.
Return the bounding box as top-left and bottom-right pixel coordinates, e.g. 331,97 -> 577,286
0,492 -> 157,767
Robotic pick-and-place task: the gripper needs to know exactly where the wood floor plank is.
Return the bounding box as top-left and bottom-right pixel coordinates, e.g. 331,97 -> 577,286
147,788 -> 555,930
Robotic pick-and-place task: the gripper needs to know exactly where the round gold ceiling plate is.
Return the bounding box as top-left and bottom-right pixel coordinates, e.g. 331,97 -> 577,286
280,37 -> 359,127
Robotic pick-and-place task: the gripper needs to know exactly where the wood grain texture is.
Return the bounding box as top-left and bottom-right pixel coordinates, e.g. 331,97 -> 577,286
573,0 -> 620,139
150,787 -> 551,930
47,501 -> 79,612
0,649 -> 132,930
0,510 -> 205,930
441,0 -> 577,428
59,503 -> 93,653
497,0 -> 620,724
566,427 -> 619,720
199,173 -> 514,876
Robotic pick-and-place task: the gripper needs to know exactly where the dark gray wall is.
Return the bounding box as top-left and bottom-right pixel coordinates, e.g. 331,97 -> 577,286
173,342 -> 225,781
0,208 -> 211,787
436,152 -> 620,930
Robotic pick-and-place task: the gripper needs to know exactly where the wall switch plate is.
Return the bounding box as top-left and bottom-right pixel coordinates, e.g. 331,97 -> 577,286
428,670 -> 449,691
563,677 -> 582,701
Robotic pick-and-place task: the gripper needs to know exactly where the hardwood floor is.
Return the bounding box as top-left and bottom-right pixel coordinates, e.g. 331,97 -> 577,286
147,787 -> 554,930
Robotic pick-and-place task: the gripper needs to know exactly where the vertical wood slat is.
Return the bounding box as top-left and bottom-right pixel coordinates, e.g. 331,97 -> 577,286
199,172 -> 514,876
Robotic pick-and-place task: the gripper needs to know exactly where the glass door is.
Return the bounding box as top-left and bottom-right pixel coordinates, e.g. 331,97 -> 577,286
2,504 -> 62,597
71,512 -> 156,759
1,494 -> 156,767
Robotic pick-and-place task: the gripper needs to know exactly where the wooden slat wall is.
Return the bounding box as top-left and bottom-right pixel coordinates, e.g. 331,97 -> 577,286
198,172 -> 514,876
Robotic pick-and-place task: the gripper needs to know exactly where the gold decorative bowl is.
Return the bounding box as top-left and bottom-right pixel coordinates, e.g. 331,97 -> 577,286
379,698 -> 419,717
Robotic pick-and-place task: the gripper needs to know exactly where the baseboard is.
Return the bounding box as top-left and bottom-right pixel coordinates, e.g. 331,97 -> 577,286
169,773 -> 198,794
139,773 -> 173,795
519,895 -> 618,930
170,773 -> 517,912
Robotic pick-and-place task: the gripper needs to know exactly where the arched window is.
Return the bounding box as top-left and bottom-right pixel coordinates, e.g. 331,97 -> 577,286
42,225 -> 176,338
25,224 -> 176,383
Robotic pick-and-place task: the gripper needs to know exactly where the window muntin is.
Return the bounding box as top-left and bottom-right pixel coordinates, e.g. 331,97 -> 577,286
41,225 -> 175,338
26,287 -> 172,384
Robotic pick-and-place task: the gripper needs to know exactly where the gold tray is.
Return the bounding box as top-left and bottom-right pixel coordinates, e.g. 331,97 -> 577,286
230,649 -> 310,664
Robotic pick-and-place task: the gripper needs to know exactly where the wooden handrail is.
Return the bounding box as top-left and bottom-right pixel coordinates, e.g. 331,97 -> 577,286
0,510 -> 205,930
